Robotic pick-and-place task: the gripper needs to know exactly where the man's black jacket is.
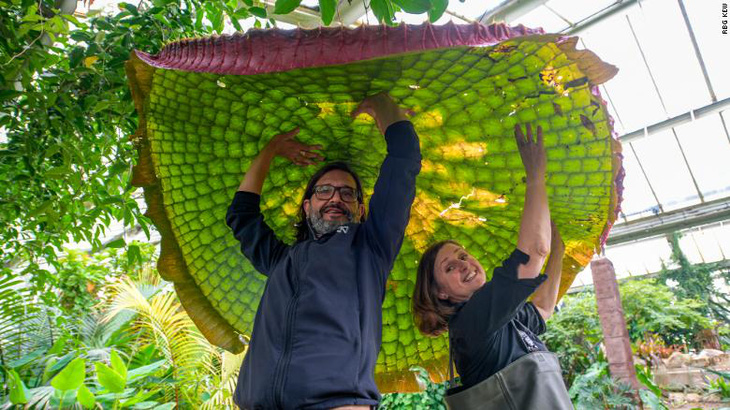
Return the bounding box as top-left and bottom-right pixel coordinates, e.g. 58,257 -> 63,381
226,121 -> 421,409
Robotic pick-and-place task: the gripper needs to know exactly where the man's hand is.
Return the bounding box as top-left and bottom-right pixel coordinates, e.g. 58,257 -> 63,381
351,93 -> 409,135
267,128 -> 324,167
515,123 -> 546,183
238,128 -> 323,194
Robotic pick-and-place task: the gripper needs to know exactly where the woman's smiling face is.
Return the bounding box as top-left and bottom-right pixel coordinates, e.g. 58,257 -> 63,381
433,243 -> 486,303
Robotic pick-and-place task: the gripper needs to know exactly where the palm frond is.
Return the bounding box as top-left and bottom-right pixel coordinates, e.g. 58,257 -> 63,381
200,349 -> 246,410
103,277 -> 212,404
0,274 -> 49,369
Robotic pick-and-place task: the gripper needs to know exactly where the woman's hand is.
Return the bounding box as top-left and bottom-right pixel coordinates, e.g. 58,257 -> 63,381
514,122 -> 551,279
515,124 -> 546,183
266,128 -> 324,167
550,220 -> 565,256
531,220 -> 565,320
351,93 -> 409,135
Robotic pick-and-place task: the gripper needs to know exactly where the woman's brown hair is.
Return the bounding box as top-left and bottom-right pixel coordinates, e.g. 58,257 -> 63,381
412,240 -> 461,336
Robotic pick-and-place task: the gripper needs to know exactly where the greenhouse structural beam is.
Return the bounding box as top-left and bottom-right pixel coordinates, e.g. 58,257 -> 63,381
619,96 -> 730,144
606,196 -> 730,246
563,0 -> 639,35
336,0 -> 369,26
263,3 -> 321,28
568,259 -> 730,294
262,0 -> 367,28
478,0 -> 549,24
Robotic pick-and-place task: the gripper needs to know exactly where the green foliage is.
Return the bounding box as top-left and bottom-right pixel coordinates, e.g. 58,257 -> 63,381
428,0 -> 449,22
6,369 -> 29,405
543,278 -> 711,386
274,0 -> 303,15
620,279 -> 710,346
3,0 -> 413,302
95,361 -> 127,393
319,0 -> 337,25
0,245 -> 242,409
541,292 -> 603,385
50,357 -> 86,391
54,249 -> 107,316
660,232 -> 730,324
391,0 -> 432,14
705,369 -> 730,400
0,0 -> 222,298
369,0 -> 398,23
635,365 -> 668,410
77,384 -> 97,408
568,360 -> 636,410
380,367 -> 448,409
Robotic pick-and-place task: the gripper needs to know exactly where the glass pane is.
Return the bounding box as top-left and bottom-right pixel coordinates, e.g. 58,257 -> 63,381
513,5 -> 569,33
571,266 -> 593,288
684,0 -> 730,99
569,237 -> 674,289
605,237 -> 674,276
674,114 -> 730,201
626,0 -> 712,117
356,10 -> 378,25
630,129 -> 701,212
579,14 -> 667,133
392,10 -> 470,25
546,0 -> 618,25
394,11 -> 429,24
449,0 -> 507,21
681,226 -> 726,264
597,84 -> 627,135
678,230 -> 704,264
617,144 -> 661,220
715,222 -> 730,260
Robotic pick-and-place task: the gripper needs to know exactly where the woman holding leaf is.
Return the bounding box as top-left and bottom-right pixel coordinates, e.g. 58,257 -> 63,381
412,124 -> 572,409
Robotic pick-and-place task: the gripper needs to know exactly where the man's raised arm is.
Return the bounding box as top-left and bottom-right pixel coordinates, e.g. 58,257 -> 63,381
227,129 -> 323,275
353,94 -> 422,269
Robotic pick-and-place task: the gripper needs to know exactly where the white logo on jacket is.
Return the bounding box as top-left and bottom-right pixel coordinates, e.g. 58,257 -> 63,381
336,226 -> 349,234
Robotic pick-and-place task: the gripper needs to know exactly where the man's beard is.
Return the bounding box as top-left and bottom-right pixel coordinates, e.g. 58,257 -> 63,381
308,204 -> 355,237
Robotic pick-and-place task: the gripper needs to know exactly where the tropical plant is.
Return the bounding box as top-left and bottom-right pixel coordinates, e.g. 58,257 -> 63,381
619,279 -> 710,346
705,369 -> 730,400
635,364 -> 668,410
380,367 -> 448,409
1,0 -> 218,300
568,359 -> 636,410
103,277 -> 211,406
0,243 -> 244,409
541,291 -> 603,386
543,278 -> 711,386
660,232 -> 730,325
634,333 -> 680,368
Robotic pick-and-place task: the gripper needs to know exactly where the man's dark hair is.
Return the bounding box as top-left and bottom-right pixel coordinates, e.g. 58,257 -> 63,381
295,161 -> 365,242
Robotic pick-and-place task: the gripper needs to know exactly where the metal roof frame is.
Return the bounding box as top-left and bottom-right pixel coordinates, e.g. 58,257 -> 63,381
607,197 -> 730,246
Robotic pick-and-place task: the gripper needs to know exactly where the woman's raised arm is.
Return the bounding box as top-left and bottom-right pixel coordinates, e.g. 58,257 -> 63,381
514,124 -> 551,279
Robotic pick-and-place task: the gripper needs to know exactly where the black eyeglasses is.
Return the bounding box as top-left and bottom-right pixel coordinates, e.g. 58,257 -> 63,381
312,184 -> 359,203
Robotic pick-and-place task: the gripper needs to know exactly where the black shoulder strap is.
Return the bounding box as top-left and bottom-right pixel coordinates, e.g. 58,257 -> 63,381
448,334 -> 456,388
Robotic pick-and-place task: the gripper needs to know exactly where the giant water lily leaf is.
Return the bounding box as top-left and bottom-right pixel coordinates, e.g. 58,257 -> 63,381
126,23 -> 622,392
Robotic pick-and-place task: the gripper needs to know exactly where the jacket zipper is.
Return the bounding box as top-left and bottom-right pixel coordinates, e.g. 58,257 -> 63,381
272,244 -> 305,408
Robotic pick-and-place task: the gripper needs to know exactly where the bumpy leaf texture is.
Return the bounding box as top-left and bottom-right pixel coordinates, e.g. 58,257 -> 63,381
126,23 -> 623,392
